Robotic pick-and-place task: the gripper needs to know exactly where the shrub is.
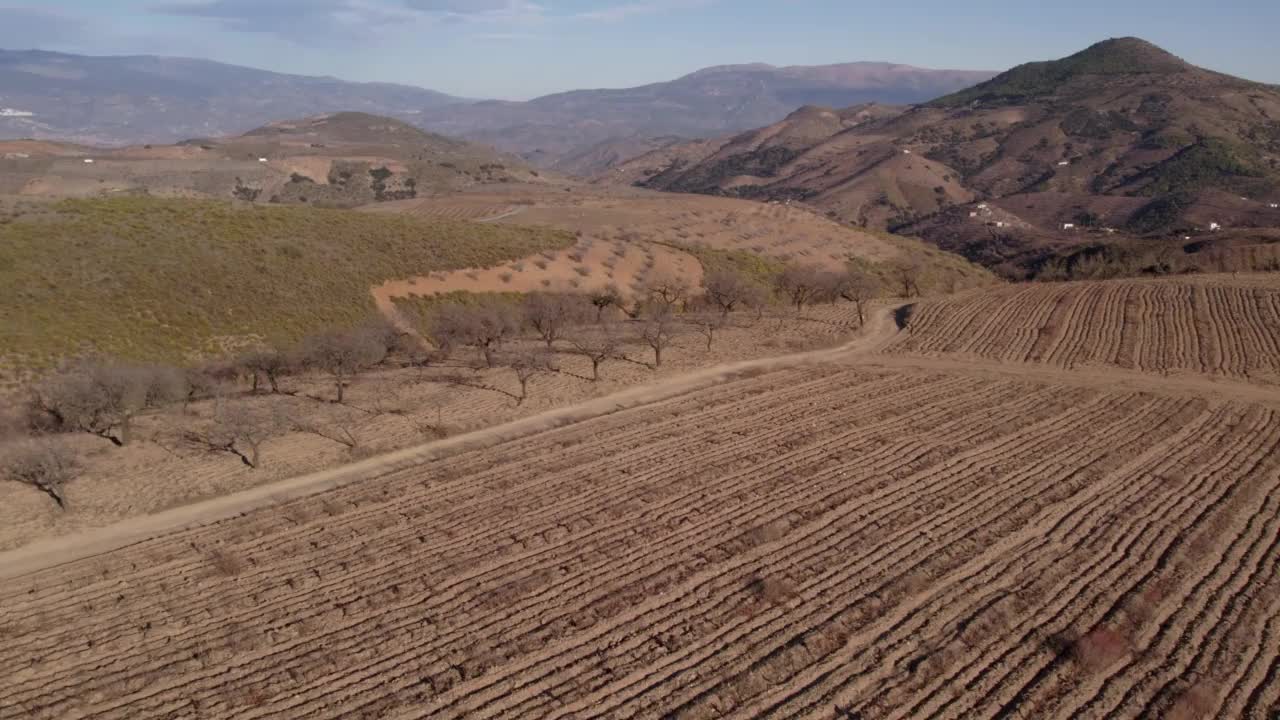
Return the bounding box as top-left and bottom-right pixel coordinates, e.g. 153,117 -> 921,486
29,360 -> 185,446
2,441 -> 77,509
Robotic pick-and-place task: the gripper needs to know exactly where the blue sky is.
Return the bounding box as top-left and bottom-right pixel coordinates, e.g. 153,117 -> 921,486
2,1 -> 1277,99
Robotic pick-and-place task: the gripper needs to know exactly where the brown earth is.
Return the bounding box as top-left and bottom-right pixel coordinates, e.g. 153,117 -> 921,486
888,273 -> 1280,382
0,303 -> 868,551
612,38 -> 1280,280
372,184 -> 924,272
3,274 -> 1280,718
0,112 -> 545,204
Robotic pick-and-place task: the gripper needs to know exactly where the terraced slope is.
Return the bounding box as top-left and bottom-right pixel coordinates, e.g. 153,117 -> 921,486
3,360 -> 1280,719
888,274 -> 1280,381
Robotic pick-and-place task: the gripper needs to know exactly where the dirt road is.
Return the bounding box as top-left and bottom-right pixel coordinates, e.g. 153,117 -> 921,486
0,305 -> 896,581
3,298 -> 1276,581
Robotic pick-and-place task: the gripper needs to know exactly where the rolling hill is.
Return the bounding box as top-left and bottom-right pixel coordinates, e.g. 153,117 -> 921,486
625,39 -> 1280,278
0,49 -> 467,147
0,112 -> 545,204
0,196 -> 571,373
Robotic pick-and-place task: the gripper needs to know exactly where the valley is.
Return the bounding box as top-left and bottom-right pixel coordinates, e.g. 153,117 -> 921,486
2,27 -> 1280,720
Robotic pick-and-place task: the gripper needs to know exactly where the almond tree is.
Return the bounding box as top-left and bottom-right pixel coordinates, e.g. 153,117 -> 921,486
523,292 -> 591,349
183,399 -> 282,469
702,267 -> 768,319
588,284 -> 624,322
504,349 -> 557,406
645,275 -> 691,313
775,263 -> 827,312
567,320 -> 621,381
3,441 -> 77,509
429,299 -> 521,368
29,360 -> 182,447
238,346 -> 294,394
888,255 -> 926,297
301,326 -> 384,403
638,302 -> 677,368
839,268 -> 882,325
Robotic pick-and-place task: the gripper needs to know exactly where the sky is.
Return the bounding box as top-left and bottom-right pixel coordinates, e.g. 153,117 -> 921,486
1,1 -> 1277,99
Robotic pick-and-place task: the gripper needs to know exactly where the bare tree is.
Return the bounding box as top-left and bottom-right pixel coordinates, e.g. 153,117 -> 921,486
29,360 -> 177,447
839,268 -> 882,326
238,347 -> 294,394
775,263 -> 827,313
503,349 -> 557,406
686,297 -> 726,351
702,267 -> 758,318
183,400 -> 282,469
638,302 -> 677,368
588,284 -> 624,322
523,292 -> 591,349
291,412 -> 361,451
359,314 -> 408,364
888,254 -> 926,298
645,275 -> 691,313
3,441 -> 77,509
567,321 -> 621,381
301,327 -> 384,403
428,299 -> 520,368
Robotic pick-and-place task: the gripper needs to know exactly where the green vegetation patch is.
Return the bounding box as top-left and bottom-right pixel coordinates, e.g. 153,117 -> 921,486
931,39 -> 1191,107
0,197 -> 572,368
1135,137 -> 1268,196
669,243 -> 785,285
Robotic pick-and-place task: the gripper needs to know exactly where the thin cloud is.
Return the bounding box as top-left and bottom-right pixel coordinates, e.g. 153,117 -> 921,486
469,32 -> 536,41
153,0 -> 422,40
0,7 -> 88,47
574,0 -> 715,23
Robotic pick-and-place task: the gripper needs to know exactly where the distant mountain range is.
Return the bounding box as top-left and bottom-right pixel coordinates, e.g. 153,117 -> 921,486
618,38 -> 1280,278
0,49 -> 994,163
415,62 -> 996,163
0,49 -> 469,147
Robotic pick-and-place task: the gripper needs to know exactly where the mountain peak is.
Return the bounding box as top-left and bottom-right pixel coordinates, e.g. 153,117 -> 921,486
931,37 -> 1197,107
1061,37 -> 1191,75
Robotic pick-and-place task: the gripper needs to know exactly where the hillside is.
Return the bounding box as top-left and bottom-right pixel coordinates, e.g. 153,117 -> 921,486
630,39 -> 1280,278
417,62 -> 994,165
0,197 -> 571,372
0,112 -> 545,205
0,49 -> 466,147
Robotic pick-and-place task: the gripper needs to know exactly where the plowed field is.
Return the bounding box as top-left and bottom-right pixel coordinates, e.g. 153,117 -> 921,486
888,275 -> 1280,381
3,275 -> 1280,719
4,361 -> 1280,718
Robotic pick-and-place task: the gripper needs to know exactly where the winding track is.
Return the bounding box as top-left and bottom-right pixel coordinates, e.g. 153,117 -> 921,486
3,280 -> 1280,720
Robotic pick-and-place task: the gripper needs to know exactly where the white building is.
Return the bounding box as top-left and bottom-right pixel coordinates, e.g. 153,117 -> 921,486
1270,203 -> 1279,209
1062,223 -> 1075,230
258,157 -> 269,163
82,159 -> 94,164
995,221 -> 1006,228
1209,222 -> 1221,232
1057,161 -> 1070,166
969,212 -> 978,218
902,149 -> 912,155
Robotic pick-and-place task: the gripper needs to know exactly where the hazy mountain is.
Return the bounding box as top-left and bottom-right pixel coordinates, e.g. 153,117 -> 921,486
0,49 -> 467,146
626,39 -> 1280,278
0,112 -> 543,204
416,62 -> 996,164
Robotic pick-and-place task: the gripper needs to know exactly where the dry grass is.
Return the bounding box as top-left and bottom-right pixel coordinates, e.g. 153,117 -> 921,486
0,197 -> 572,370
